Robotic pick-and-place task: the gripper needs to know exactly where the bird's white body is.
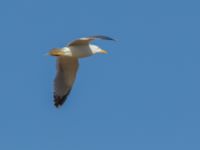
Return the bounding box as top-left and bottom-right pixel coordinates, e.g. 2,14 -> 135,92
61,44 -> 99,58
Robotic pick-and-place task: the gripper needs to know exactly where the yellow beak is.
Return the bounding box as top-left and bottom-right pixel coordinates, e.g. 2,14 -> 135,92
100,49 -> 108,54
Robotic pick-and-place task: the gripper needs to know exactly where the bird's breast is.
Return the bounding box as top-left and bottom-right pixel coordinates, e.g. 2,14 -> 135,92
68,46 -> 93,58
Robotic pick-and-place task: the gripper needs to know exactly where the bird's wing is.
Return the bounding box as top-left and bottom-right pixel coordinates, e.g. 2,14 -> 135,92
54,56 -> 79,107
67,35 -> 115,46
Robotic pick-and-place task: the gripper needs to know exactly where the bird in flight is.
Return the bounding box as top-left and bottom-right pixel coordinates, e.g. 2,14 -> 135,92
48,35 -> 115,107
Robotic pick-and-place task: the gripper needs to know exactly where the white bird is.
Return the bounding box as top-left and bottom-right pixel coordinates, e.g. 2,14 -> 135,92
48,35 -> 115,107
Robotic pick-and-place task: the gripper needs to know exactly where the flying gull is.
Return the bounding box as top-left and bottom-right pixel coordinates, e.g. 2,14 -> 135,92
48,35 -> 115,107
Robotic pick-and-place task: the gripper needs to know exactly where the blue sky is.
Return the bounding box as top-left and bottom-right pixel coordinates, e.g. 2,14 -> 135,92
0,0 -> 200,149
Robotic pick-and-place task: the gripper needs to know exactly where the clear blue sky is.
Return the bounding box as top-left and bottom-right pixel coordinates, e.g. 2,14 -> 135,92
0,0 -> 200,149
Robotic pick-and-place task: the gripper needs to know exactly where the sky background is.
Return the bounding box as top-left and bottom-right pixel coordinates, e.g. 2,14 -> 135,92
0,0 -> 200,149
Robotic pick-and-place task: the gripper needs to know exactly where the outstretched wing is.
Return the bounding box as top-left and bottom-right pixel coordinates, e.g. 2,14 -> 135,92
67,35 -> 115,46
54,56 -> 79,107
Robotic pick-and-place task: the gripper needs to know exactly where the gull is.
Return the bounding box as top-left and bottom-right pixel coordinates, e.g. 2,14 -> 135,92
48,35 -> 115,107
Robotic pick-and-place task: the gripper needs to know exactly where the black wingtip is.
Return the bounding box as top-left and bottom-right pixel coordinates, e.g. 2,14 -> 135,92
89,35 -> 116,41
54,95 -> 67,108
53,89 -> 71,108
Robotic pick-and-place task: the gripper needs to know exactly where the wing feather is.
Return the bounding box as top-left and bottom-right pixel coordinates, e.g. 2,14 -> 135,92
67,35 -> 115,46
54,56 -> 79,107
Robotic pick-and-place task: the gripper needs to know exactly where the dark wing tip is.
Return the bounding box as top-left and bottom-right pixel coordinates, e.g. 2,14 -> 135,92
54,95 -> 67,108
53,89 -> 72,108
88,35 -> 116,41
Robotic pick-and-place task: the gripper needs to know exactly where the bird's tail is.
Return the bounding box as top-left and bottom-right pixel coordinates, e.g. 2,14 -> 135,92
48,48 -> 66,56
54,89 -> 72,108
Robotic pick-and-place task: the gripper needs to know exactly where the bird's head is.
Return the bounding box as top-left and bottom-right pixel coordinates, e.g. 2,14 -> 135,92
90,45 -> 108,54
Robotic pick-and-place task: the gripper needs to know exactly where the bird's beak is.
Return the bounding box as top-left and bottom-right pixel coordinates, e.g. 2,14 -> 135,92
48,48 -> 65,56
100,49 -> 108,54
